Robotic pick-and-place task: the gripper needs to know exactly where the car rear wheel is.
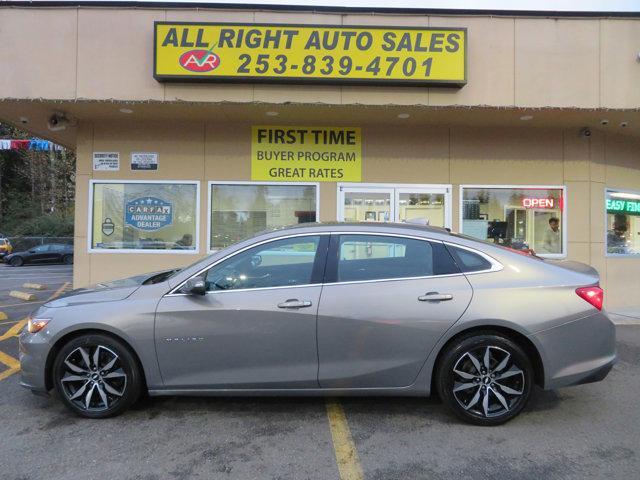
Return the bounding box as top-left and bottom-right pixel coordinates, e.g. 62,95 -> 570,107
9,256 -> 23,267
436,333 -> 533,426
62,254 -> 73,265
52,334 -> 142,418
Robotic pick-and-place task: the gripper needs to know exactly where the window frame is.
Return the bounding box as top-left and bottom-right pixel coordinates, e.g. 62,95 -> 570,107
207,180 -> 321,253
604,187 -> 640,258
459,184 -> 568,259
87,179 -> 201,254
336,182 -> 453,229
168,232 -> 330,296
323,232 -> 502,286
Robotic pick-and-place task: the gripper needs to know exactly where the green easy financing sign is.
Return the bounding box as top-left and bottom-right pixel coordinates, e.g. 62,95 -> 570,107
607,198 -> 640,215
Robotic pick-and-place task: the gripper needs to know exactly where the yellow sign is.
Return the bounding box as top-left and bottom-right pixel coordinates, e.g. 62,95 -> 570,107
251,126 -> 361,182
154,22 -> 466,86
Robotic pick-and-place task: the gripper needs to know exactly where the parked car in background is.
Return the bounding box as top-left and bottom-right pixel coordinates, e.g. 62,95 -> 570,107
19,223 -> 615,425
4,243 -> 73,266
0,237 -> 13,259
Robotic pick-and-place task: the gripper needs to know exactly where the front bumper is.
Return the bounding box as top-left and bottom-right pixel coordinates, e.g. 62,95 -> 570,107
531,311 -> 617,390
18,330 -> 51,395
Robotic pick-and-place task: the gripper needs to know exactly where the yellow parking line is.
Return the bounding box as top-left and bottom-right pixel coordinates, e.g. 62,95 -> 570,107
326,399 -> 364,480
0,282 -> 71,342
0,319 -> 28,341
0,281 -> 71,382
0,350 -> 20,370
49,282 -> 71,300
0,366 -> 20,381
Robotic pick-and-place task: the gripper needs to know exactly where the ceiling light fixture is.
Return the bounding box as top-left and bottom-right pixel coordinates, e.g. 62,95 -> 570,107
520,115 -> 534,121
266,111 -> 279,117
119,108 -> 133,114
397,113 -> 410,119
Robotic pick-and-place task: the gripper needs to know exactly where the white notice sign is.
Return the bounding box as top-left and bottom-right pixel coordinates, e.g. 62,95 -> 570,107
131,152 -> 159,171
93,152 -> 120,171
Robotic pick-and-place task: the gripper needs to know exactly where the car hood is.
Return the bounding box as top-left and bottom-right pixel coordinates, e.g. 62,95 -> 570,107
44,269 -> 179,308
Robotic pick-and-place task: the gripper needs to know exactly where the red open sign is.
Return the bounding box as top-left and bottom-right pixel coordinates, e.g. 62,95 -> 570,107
522,197 -> 556,209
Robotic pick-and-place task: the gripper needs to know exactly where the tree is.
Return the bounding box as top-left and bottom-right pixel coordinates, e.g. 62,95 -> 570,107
0,123 -> 75,236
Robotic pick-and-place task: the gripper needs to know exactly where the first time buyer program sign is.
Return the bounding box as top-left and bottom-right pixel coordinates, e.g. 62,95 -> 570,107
251,126 -> 361,182
154,23 -> 466,85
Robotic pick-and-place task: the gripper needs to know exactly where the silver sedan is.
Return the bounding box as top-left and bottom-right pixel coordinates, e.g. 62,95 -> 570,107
19,223 -> 616,425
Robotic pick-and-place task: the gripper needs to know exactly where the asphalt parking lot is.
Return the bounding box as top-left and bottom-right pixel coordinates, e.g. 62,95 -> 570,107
0,264 -> 639,480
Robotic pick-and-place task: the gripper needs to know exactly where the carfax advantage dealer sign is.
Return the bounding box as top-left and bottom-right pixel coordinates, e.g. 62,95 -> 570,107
154,23 -> 466,86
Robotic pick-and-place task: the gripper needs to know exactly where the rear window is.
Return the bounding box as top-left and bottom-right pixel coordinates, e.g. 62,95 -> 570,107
446,245 -> 493,273
336,235 -> 459,282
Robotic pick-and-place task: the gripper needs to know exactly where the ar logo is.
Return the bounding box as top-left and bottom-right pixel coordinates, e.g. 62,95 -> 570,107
179,49 -> 221,72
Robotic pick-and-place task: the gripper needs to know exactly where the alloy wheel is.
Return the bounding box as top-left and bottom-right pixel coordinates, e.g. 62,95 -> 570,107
59,345 -> 127,412
451,345 -> 525,418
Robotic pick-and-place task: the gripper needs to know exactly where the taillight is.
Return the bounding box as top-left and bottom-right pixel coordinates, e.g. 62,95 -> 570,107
575,286 -> 604,311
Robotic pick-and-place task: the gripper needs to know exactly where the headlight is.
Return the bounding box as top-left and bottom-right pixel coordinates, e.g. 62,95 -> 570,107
27,318 -> 51,334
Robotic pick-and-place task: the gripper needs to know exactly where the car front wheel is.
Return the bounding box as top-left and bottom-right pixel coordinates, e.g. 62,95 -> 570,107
62,254 -> 73,265
52,334 -> 142,418
10,256 -> 23,267
437,333 -> 533,426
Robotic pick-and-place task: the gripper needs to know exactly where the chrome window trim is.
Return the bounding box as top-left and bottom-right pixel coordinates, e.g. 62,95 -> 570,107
166,232 -> 329,296
168,282 -> 324,297
166,230 -> 503,296
327,232 -> 503,285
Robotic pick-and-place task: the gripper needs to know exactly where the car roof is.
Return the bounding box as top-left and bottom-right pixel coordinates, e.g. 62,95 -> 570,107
260,222 -> 452,237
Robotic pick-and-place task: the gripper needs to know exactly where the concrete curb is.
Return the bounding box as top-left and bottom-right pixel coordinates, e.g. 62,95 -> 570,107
22,283 -> 47,291
9,291 -> 37,302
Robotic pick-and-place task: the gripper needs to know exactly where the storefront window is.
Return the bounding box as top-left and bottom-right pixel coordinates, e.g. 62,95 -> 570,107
461,186 -> 565,256
90,181 -> 199,252
209,182 -> 318,250
606,189 -> 640,256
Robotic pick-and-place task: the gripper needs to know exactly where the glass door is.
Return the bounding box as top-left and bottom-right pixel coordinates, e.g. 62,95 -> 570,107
338,184 -> 451,228
340,188 -> 394,223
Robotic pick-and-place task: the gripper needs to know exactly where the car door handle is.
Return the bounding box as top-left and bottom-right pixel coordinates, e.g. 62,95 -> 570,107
277,299 -> 313,309
418,292 -> 453,302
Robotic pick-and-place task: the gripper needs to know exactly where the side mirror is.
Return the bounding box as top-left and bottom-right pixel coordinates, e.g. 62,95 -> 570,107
184,277 -> 206,295
29,249 -> 36,254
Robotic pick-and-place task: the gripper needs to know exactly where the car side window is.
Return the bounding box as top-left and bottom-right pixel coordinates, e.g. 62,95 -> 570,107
33,245 -> 49,253
336,235 -> 459,282
205,236 -> 321,291
446,245 -> 493,272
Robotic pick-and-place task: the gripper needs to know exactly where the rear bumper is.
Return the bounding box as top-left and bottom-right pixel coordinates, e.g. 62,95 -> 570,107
531,311 -> 617,390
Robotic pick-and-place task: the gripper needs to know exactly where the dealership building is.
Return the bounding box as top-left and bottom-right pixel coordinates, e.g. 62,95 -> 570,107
1,1 -> 639,312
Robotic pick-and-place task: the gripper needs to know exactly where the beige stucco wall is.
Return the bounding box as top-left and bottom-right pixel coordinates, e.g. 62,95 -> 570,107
74,120 -> 640,310
1,7 -> 639,109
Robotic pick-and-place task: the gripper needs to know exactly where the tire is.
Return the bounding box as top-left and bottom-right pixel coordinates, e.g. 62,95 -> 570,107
10,256 -> 23,267
436,333 -> 533,426
62,254 -> 73,265
52,333 -> 142,419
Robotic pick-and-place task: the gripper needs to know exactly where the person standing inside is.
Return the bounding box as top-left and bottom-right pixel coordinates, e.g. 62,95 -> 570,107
542,217 -> 561,253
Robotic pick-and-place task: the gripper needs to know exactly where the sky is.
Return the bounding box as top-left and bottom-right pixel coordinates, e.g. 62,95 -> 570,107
8,0 -> 640,13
